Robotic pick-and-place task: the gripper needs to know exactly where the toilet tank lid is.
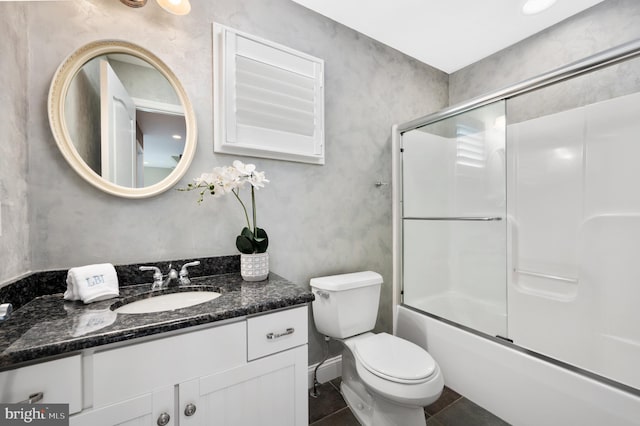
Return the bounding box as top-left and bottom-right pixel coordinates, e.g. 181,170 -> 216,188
310,271 -> 382,291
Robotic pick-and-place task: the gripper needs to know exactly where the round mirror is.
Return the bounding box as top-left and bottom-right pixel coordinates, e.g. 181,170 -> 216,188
48,40 -> 197,198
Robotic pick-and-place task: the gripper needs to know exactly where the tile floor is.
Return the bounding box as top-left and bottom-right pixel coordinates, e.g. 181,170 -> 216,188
308,378 -> 511,425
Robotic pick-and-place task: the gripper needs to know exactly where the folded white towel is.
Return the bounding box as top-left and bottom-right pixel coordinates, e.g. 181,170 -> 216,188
64,263 -> 120,304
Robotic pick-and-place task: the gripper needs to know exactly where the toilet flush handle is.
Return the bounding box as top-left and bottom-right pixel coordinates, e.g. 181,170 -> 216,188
315,290 -> 330,299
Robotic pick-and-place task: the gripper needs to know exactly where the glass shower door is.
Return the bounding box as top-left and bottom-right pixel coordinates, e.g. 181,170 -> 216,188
401,100 -> 507,337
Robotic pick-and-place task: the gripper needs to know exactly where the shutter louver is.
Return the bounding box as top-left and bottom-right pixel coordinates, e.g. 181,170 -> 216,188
213,24 -> 325,164
235,56 -> 316,137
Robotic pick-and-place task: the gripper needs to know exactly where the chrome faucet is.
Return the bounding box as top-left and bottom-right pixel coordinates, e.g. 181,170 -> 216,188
179,261 -> 201,285
139,264 -> 178,290
139,265 -> 164,290
0,303 -> 13,322
163,264 -> 179,288
139,261 -> 201,290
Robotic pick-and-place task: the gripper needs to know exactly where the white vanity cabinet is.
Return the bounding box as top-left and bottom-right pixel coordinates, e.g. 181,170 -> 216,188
69,386 -> 174,426
179,307 -> 309,426
0,355 -> 83,414
69,305 -> 308,426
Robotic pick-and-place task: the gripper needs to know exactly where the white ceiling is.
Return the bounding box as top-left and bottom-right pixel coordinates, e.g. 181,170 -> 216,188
290,0 -> 606,73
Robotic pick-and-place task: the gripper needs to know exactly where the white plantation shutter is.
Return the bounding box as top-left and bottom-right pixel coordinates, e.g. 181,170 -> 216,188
214,24 -> 325,164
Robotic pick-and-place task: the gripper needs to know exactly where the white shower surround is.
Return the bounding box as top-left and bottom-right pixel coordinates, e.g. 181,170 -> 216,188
506,91 -> 640,391
393,46 -> 640,424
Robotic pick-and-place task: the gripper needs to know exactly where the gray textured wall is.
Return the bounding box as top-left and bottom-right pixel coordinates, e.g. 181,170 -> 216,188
19,0 -> 447,363
449,0 -> 640,105
65,59 -> 101,174
0,4 -> 29,284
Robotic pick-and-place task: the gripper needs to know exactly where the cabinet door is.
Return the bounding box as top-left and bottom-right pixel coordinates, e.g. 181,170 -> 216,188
180,345 -> 308,426
70,386 -> 173,426
93,321 -> 246,408
0,355 -> 82,414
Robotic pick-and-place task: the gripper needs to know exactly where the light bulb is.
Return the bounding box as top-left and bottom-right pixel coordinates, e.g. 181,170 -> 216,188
156,0 -> 191,15
522,0 -> 557,15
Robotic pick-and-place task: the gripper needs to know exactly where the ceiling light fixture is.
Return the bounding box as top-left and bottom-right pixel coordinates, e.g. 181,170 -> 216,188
120,0 -> 147,7
156,0 -> 191,15
172,134 -> 182,140
522,0 -> 557,15
119,0 -> 191,15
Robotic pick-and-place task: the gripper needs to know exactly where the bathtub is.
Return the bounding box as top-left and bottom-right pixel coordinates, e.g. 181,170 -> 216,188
395,305 -> 640,426
407,291 -> 506,338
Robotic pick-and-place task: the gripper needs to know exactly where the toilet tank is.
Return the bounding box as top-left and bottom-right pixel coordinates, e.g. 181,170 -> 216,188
310,271 -> 382,339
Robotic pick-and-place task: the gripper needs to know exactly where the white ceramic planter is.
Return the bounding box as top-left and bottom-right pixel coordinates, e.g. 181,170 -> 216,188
240,252 -> 269,282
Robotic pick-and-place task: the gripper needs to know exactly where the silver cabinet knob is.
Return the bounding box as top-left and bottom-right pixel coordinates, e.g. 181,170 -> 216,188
157,412 -> 170,426
184,403 -> 197,417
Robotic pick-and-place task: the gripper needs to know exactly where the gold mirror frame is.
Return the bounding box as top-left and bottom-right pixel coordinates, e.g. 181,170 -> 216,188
48,40 -> 197,199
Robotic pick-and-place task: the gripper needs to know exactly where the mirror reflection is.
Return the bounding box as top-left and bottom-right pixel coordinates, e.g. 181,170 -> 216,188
64,53 -> 186,188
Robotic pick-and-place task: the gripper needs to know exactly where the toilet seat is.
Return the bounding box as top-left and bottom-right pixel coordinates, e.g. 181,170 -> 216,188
343,333 -> 444,407
354,333 -> 436,384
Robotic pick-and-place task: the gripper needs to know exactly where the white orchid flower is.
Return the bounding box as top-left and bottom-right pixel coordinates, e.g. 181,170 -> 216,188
183,162 -> 270,255
194,172 -> 214,186
225,165 -> 247,189
206,167 -> 229,196
247,171 -> 269,189
233,160 -> 256,176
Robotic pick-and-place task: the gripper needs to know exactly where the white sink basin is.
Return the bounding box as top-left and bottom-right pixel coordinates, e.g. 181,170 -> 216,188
114,291 -> 221,314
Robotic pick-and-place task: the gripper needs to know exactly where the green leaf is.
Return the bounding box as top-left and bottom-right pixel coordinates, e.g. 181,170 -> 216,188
236,235 -> 255,254
254,228 -> 269,253
240,227 -> 254,239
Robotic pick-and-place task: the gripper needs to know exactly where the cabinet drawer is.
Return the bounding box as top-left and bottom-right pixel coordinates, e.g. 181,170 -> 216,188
93,321 -> 246,408
247,306 -> 307,360
0,355 -> 82,414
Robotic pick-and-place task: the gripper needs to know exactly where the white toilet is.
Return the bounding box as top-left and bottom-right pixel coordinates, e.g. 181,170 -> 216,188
311,271 -> 444,426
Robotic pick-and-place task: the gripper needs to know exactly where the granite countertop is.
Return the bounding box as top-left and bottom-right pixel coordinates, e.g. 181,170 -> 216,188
0,272 -> 314,370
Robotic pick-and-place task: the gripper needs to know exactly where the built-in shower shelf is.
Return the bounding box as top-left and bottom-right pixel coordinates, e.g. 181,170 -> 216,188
514,269 -> 578,283
513,269 -> 579,302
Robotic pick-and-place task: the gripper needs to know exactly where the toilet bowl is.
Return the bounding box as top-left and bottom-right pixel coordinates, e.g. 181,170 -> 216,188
349,333 -> 443,406
338,332 -> 443,426
310,271 -> 444,426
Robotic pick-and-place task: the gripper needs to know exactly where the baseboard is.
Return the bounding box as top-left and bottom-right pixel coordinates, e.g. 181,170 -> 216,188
308,355 -> 342,388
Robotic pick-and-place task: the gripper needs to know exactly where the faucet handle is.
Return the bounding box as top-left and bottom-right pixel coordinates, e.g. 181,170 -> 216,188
139,266 -> 163,288
179,261 -> 201,285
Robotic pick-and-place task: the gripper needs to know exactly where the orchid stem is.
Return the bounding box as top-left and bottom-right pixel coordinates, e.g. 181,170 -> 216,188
251,185 -> 257,235
232,188 -> 251,230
